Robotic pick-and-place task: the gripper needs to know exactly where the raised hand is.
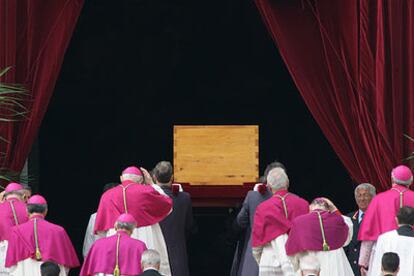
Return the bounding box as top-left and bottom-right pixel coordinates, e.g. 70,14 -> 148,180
140,167 -> 154,185
321,197 -> 338,213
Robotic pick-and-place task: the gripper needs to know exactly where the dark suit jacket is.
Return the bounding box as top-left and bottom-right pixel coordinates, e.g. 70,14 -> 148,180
140,268 -> 163,276
159,185 -> 195,276
231,189 -> 272,276
344,210 -> 361,276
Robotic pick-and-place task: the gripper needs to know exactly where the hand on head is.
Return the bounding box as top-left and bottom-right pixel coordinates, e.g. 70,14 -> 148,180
140,167 -> 154,185
321,197 -> 338,213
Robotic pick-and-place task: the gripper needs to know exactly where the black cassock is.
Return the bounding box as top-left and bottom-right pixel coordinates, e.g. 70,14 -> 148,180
231,189 -> 271,276
159,186 -> 195,276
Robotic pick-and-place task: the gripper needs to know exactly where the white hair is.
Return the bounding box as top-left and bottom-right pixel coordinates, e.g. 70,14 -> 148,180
354,183 -> 376,197
141,249 -> 161,267
121,173 -> 143,183
299,254 -> 320,272
266,167 -> 289,191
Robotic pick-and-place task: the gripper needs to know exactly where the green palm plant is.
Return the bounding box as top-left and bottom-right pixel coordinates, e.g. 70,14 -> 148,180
404,134 -> 414,170
0,66 -> 29,187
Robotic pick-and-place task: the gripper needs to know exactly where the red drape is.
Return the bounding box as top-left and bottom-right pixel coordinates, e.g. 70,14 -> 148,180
255,0 -> 414,191
0,0 -> 84,171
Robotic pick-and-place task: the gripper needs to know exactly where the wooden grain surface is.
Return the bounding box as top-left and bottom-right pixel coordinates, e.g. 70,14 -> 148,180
174,125 -> 259,185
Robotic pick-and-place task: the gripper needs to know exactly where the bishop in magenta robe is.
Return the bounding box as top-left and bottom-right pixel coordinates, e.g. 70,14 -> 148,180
5,195 -> 79,276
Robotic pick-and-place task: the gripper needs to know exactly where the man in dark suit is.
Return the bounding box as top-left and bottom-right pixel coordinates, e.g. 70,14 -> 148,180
155,161 -> 195,276
140,249 -> 163,276
344,183 -> 376,276
231,161 -> 286,276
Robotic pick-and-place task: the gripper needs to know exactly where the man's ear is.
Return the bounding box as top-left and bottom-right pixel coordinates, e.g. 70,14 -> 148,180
120,175 -> 123,182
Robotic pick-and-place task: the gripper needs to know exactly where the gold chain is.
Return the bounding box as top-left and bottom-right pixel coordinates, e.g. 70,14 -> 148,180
275,193 -> 290,218
34,219 -> 42,260
113,233 -> 121,276
317,212 -> 330,251
9,201 -> 19,225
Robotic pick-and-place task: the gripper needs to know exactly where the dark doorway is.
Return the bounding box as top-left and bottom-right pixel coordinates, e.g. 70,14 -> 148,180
37,0 -> 354,275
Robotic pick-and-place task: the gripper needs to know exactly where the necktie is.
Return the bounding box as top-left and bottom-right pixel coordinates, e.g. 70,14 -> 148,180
359,212 -> 364,223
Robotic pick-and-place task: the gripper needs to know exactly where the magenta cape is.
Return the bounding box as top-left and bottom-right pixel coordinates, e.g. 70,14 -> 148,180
285,210 -> 348,255
0,199 -> 28,241
80,231 -> 147,276
252,190 -> 309,247
5,216 -> 79,268
94,181 -> 172,233
358,184 -> 414,241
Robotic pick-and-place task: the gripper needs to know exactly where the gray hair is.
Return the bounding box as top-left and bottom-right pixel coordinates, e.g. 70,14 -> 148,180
4,190 -> 25,199
267,167 -> 289,191
141,249 -> 161,267
354,183 -> 376,198
299,254 -> 320,272
121,173 -> 143,184
115,221 -> 135,232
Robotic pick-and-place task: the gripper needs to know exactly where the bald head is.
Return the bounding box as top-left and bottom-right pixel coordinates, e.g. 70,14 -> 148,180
267,167 -> 289,193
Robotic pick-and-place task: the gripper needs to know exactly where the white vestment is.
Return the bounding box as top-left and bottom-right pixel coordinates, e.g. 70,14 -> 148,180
0,241 -> 9,275
82,213 -> 104,258
368,230 -> 414,276
8,258 -> 68,276
252,233 -> 295,276
290,216 -> 354,276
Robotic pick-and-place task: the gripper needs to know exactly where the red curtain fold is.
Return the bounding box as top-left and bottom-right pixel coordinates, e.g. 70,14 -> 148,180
0,0 -> 84,171
255,0 -> 414,191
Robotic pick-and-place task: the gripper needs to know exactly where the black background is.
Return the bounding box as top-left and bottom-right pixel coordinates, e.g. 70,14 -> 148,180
37,0 -> 355,275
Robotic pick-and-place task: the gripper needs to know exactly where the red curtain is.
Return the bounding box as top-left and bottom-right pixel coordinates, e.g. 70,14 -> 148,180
255,0 -> 414,191
0,0 -> 84,171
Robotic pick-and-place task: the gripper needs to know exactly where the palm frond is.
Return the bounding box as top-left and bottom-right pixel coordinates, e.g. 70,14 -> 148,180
404,134 -> 414,169
0,67 -> 31,184
0,66 -> 29,140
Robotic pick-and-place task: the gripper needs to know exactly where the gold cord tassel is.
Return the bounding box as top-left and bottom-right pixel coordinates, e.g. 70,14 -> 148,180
113,265 -> 120,276
322,241 -> 330,251
113,233 -> 121,276
35,248 -> 42,261
317,212 -> 330,251
34,219 -> 42,260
